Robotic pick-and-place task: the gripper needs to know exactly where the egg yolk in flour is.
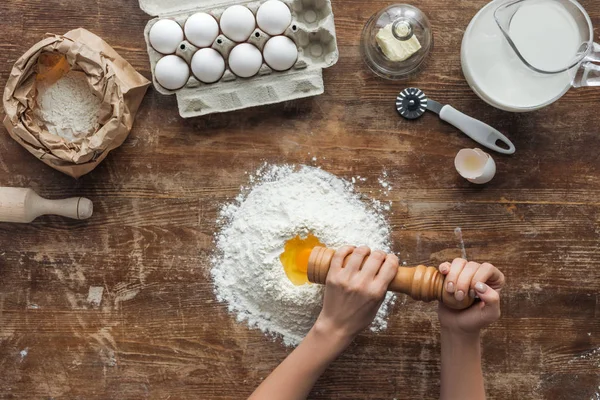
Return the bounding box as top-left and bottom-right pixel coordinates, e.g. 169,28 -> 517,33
280,233 -> 324,285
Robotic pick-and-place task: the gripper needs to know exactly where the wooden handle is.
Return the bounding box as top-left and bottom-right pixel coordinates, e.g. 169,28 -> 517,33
307,247 -> 475,310
34,196 -> 94,221
0,187 -> 93,223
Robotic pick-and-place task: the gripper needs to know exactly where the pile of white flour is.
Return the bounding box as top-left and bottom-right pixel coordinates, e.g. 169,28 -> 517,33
35,70 -> 101,142
211,164 -> 395,346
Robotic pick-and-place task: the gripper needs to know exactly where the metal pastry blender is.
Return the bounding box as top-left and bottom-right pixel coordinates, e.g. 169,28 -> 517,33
396,87 -> 516,155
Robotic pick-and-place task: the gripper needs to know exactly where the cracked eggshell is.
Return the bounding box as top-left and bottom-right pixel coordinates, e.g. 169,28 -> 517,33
220,5 -> 256,42
185,13 -> 219,48
257,0 -> 293,35
454,148 -> 496,184
150,19 -> 184,54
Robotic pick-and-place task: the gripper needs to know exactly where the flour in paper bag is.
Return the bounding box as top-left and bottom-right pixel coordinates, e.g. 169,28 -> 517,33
35,70 -> 101,142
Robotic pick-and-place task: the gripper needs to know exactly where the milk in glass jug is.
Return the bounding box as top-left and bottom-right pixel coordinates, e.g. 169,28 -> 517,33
461,0 -> 600,112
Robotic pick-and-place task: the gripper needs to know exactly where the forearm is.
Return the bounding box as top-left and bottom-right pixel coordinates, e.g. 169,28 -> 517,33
440,329 -> 485,400
249,321 -> 351,400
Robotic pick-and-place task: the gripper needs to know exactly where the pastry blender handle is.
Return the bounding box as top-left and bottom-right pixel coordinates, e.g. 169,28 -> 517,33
439,106 -> 516,155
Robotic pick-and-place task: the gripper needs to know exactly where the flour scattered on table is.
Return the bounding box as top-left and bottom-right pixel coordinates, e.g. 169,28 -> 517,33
376,170 -> 394,212
211,164 -> 395,346
19,348 -> 28,362
454,227 -> 467,259
35,70 -> 101,142
87,286 -> 104,307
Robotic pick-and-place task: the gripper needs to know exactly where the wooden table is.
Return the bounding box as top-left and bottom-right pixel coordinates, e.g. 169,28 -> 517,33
1,0 -> 599,399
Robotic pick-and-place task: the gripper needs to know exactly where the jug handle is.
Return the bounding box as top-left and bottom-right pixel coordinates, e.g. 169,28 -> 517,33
439,106 -> 516,155
573,42 -> 600,88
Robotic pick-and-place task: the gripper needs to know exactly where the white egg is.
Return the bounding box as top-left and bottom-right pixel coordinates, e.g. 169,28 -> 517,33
149,19 -> 184,54
191,48 -> 225,84
454,148 -> 496,184
263,36 -> 298,71
229,43 -> 263,78
257,0 -> 293,35
220,5 -> 256,42
154,55 -> 190,90
184,13 -> 219,48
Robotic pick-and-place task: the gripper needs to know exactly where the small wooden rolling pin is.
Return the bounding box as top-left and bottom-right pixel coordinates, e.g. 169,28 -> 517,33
0,187 -> 93,223
307,247 -> 475,310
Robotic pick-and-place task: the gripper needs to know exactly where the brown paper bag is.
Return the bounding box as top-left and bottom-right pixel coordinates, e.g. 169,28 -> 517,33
2,28 -> 150,178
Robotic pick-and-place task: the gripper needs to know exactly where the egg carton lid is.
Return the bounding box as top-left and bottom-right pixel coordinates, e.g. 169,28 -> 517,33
139,0 -> 234,17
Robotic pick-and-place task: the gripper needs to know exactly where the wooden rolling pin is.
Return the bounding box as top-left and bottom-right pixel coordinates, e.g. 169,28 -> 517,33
0,187 -> 93,223
307,247 -> 475,310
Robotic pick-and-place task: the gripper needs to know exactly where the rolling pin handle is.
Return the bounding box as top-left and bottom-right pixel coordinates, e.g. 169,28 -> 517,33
34,196 -> 94,220
77,198 -> 94,220
307,246 -> 475,310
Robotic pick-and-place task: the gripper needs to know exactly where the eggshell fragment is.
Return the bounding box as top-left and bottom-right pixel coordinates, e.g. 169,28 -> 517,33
454,148 -> 496,184
154,55 -> 190,90
149,19 -> 184,54
257,0 -> 293,35
185,13 -> 219,48
220,5 -> 256,42
263,36 -> 298,71
229,43 -> 263,78
191,48 -> 225,83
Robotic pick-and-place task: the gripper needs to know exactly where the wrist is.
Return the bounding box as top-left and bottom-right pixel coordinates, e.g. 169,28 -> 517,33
312,317 -> 355,351
440,327 -> 485,400
441,327 -> 481,344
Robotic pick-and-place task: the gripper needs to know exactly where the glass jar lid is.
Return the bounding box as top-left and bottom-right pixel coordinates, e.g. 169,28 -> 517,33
360,4 -> 433,80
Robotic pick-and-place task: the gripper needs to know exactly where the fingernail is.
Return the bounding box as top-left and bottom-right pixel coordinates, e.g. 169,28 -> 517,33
469,289 -> 475,298
455,290 -> 465,301
475,282 -> 487,293
446,281 -> 455,293
440,265 -> 449,273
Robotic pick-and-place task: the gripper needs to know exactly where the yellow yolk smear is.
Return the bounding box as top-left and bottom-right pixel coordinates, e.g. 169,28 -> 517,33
280,233 -> 324,285
462,154 -> 485,171
36,52 -> 71,86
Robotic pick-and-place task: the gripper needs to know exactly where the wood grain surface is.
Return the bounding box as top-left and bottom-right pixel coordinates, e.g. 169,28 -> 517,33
1,0 -> 599,399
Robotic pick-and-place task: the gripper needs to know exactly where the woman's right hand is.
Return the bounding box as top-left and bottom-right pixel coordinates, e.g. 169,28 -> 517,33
250,246 -> 399,400
314,246 -> 399,343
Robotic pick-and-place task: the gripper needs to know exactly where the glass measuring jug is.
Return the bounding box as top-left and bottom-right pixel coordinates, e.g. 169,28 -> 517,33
461,0 -> 600,112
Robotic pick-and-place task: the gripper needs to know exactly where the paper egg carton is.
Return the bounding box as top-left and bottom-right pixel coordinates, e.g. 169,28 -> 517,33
140,0 -> 339,118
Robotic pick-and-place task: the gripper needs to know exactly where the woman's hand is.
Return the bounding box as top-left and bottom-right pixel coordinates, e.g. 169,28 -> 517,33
437,258 -> 505,334
438,259 -> 504,400
314,245 -> 399,343
250,245 -> 399,400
